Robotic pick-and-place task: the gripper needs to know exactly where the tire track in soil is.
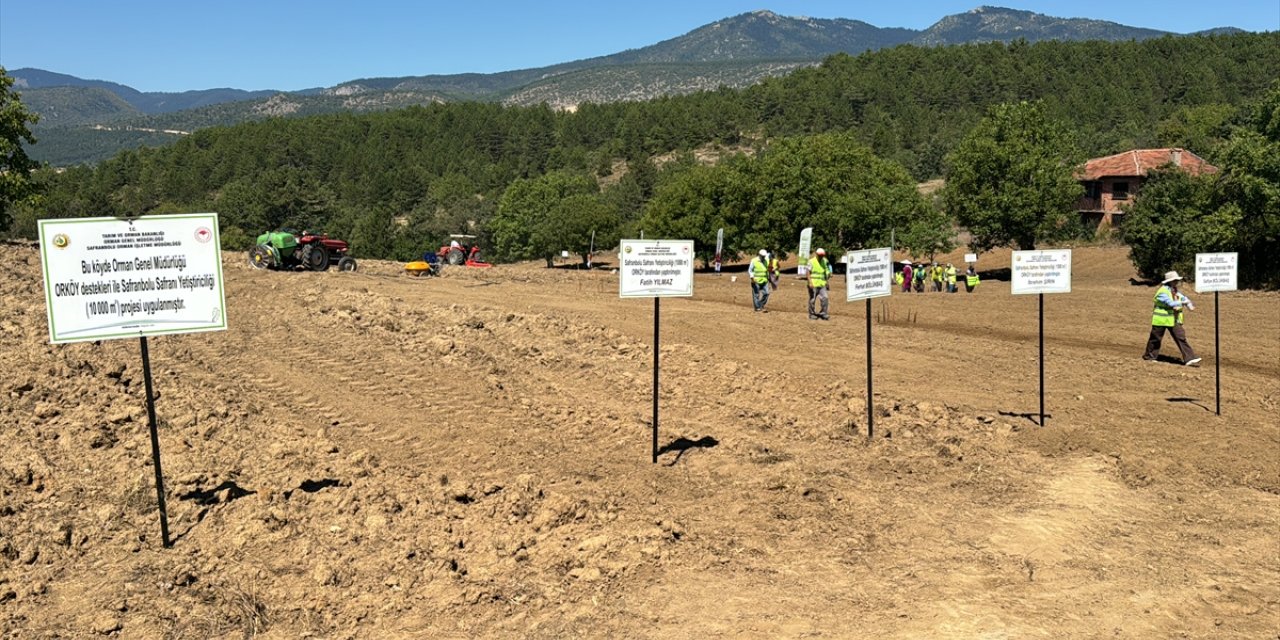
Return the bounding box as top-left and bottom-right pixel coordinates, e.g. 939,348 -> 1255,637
181,294 -> 543,469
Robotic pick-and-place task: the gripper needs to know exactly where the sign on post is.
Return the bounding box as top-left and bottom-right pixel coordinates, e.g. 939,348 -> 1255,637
844,247 -> 892,440
845,248 -> 893,301
39,214 -> 227,343
964,253 -> 978,264
619,240 -> 694,298
1195,253 -> 1238,293
38,213 -> 228,549
1011,249 -> 1072,295
618,239 -> 694,464
1011,249 -> 1071,428
1196,252 -> 1237,416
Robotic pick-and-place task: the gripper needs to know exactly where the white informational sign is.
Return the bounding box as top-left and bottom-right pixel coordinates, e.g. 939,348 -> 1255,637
1011,249 -> 1072,295
38,214 -> 228,344
797,227 -> 813,276
845,247 -> 893,301
618,239 -> 694,298
561,250 -> 570,258
964,253 -> 978,264
1195,252 -> 1238,293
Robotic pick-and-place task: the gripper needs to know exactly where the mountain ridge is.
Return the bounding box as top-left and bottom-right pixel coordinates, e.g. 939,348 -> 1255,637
8,5 -> 1257,165
14,6 -> 1246,109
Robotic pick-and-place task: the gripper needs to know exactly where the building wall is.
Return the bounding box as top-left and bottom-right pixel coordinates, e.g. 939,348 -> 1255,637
1077,176 -> 1144,227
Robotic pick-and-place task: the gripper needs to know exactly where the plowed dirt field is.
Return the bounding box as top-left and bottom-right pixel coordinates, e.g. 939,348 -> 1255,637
2,243 -> 1277,638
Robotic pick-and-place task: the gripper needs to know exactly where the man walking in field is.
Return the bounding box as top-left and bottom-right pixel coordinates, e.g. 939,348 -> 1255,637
1143,271 -> 1201,366
767,251 -> 782,293
807,248 -> 832,320
749,249 -> 771,312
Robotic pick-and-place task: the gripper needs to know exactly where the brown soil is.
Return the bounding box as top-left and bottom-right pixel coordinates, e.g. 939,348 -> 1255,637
2,244 -> 1277,639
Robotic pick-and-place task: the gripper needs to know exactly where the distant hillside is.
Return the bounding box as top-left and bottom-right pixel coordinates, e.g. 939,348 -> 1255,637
19,86 -> 141,127
501,60 -> 813,108
11,5 -> 1256,165
600,10 -> 917,62
9,67 -> 277,114
911,6 -> 1169,45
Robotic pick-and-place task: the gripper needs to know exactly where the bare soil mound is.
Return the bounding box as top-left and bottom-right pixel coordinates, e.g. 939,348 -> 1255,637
2,245 -> 1276,638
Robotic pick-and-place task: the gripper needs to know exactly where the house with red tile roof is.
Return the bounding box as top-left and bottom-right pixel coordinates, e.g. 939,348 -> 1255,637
1077,148 -> 1218,228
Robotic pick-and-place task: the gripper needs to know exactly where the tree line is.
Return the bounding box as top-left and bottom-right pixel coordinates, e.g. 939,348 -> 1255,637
3,32 -> 1279,286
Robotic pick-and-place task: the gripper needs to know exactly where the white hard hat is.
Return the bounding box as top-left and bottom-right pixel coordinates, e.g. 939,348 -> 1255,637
759,249 -> 769,257
816,248 -> 826,256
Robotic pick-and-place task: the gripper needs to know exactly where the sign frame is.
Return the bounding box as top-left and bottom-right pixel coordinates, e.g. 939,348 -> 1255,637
38,213 -> 228,344
618,239 -> 695,299
845,247 -> 893,302
1011,249 -> 1072,295
1194,252 -> 1238,293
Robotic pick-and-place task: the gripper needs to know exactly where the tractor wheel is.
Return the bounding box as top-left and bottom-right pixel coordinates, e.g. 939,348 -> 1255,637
248,244 -> 274,269
337,256 -> 357,272
446,247 -> 466,265
301,244 -> 330,271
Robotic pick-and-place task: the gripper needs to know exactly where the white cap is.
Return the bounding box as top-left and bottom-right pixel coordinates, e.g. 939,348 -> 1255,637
1162,270 -> 1183,284
816,248 -> 826,256
759,249 -> 769,257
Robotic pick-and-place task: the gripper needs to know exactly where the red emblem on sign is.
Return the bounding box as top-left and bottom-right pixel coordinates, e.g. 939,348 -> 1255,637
195,227 -> 213,243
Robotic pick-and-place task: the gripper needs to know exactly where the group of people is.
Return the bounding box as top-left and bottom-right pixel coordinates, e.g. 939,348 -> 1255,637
748,251 -> 980,319
746,251 -> 1203,367
895,261 -> 979,294
747,248 -> 835,319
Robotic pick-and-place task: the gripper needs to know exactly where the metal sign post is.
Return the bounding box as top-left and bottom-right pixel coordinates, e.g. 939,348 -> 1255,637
1039,292 -> 1045,425
619,239 -> 694,463
865,298 -> 873,438
846,248 -> 893,439
1011,250 -> 1072,427
1196,252 -> 1237,416
139,337 -> 172,547
38,213 -> 227,547
653,298 -> 660,463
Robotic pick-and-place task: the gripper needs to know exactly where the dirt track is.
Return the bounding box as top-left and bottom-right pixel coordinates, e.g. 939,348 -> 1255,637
2,244 -> 1277,638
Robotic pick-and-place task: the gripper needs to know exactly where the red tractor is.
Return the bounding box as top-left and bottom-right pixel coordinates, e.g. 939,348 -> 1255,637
438,234 -> 492,268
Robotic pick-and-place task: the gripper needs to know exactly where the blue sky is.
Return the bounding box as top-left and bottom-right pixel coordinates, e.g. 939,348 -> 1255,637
2,1 -> 1277,92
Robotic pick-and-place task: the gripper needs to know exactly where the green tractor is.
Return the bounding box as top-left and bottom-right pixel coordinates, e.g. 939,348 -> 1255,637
248,230 -> 357,272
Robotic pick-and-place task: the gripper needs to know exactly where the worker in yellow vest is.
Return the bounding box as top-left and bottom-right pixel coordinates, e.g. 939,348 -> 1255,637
748,249 -> 771,313
945,263 -> 958,293
931,263 -> 944,292
807,248 -> 832,320
1143,271 -> 1200,365
767,251 -> 782,292
964,266 -> 980,292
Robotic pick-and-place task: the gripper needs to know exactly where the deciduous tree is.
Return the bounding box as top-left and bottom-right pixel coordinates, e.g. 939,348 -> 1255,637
943,101 -> 1083,251
0,68 -> 41,233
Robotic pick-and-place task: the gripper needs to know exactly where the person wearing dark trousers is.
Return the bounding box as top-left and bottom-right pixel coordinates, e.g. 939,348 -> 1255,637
807,248 -> 832,320
1144,271 -> 1201,366
748,250 -> 771,312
